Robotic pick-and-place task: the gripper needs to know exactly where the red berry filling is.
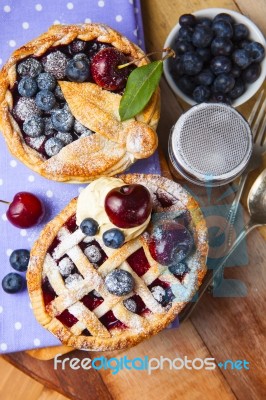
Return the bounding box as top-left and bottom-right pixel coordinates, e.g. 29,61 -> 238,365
81,292 -> 104,311
56,309 -> 79,328
100,310 -> 126,330
42,277 -> 57,306
127,248 -> 150,276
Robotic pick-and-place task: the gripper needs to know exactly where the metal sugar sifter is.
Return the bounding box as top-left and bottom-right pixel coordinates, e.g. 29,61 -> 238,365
169,103 -> 253,187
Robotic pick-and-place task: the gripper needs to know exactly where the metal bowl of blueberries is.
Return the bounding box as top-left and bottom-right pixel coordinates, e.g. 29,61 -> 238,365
163,8 -> 266,106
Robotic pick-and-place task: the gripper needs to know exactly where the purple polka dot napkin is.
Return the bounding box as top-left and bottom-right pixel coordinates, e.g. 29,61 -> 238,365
0,0 -> 161,354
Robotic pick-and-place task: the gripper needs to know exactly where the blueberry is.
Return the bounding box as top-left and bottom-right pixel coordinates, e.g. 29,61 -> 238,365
213,73 -> 235,93
179,14 -> 196,27
151,286 -> 166,303
242,63 -> 261,83
17,58 -> 43,78
192,25 -> 213,48
239,39 -> 251,49
245,42 -> 265,63
196,69 -> 214,86
180,52 -> 203,75
73,53 -> 89,63
123,298 -> 137,313
210,92 -> 231,104
212,20 -> 233,38
211,37 -> 233,56
232,49 -> 251,69
18,77 -> 38,97
178,26 -> 194,42
87,41 -> 110,58
54,85 -> 65,101
193,85 -> 211,102
196,47 -> 211,63
74,120 -> 94,136
9,249 -> 30,272
170,58 -> 184,77
43,117 -> 55,135
51,109 -> 74,132
37,72 -> 56,91
35,90 -> 56,111
213,13 -> 234,25
233,23 -> 249,41
80,218 -> 99,236
229,78 -> 245,99
2,273 -> 24,294
174,40 -> 194,55
210,56 -> 232,75
42,51 -> 68,79
105,269 -> 134,296
44,137 -> 64,157
66,59 -> 90,82
103,228 -> 125,249
13,97 -> 42,121
23,115 -> 44,137
68,39 -> 87,54
169,261 -> 189,276
177,75 -> 196,94
197,17 -> 212,28
56,132 -> 73,145
231,64 -> 242,78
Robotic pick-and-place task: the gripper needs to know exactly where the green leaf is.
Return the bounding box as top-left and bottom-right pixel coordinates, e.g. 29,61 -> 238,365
119,60 -> 163,121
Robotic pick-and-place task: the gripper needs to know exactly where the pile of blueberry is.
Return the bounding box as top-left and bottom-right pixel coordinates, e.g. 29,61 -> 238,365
12,40 -> 131,158
170,12 -> 265,104
2,249 -> 30,294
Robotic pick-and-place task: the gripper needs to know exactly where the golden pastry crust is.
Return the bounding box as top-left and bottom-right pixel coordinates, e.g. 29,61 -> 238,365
0,24 -> 159,182
27,174 -> 208,351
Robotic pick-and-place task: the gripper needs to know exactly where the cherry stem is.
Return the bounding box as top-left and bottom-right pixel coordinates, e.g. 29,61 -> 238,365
117,47 -> 175,69
0,199 -> 10,205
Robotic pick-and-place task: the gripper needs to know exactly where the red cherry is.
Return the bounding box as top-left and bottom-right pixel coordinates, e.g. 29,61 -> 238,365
105,184 -> 152,229
6,192 -> 44,228
149,220 -> 193,266
91,47 -> 131,91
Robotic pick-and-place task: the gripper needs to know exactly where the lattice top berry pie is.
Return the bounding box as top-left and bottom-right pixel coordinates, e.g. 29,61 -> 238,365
27,174 -> 208,351
0,24 -> 159,182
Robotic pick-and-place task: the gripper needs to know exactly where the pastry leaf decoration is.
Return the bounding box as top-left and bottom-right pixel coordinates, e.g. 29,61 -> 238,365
119,61 -> 163,121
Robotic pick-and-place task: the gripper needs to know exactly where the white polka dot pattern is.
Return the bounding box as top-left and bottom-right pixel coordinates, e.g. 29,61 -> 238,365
66,2 -> 74,10
4,5 -> 11,13
14,322 -> 22,330
0,0 -> 161,354
34,338 -> 41,346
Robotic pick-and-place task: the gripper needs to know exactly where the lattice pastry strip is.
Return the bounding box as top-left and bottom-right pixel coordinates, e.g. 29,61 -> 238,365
43,253 -> 110,337
45,224 -> 170,333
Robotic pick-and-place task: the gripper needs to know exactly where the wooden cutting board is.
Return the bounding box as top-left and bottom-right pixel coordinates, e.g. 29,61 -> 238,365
4,0 -> 266,399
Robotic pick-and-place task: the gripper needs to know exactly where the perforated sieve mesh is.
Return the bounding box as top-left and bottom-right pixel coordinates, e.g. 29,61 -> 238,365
171,103 -> 252,183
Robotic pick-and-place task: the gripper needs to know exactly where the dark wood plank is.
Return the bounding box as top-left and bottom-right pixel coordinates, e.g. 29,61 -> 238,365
4,351 -> 113,400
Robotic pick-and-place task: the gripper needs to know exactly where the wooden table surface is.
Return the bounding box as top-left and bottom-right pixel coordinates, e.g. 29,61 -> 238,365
4,1 -> 266,399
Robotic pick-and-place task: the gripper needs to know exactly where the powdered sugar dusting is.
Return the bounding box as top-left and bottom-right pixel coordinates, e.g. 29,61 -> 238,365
84,245 -> 102,264
13,97 -> 42,121
151,286 -> 165,302
58,257 -> 74,276
65,273 -> 83,289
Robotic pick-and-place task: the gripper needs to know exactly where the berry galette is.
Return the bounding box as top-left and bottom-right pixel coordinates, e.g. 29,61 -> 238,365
0,24 -> 159,182
27,174 -> 208,351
